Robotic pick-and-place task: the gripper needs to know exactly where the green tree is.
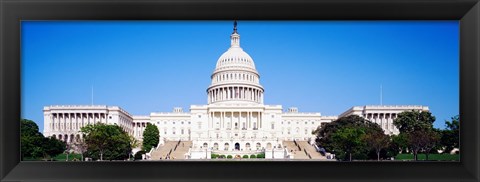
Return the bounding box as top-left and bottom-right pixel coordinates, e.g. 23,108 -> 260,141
331,127 -> 366,161
388,133 -> 409,157
393,110 -> 436,133
43,136 -> 67,160
73,139 -> 88,161
362,131 -> 390,161
142,123 -> 160,152
393,110 -> 439,161
314,115 -> 383,161
21,119 -> 45,159
314,115 -> 376,153
21,119 -> 66,160
423,130 -> 441,160
81,123 -> 132,161
440,115 -> 459,153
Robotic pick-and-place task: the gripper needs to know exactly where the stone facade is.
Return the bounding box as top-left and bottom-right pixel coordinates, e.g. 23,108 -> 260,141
42,21 -> 429,159
339,105 -> 430,135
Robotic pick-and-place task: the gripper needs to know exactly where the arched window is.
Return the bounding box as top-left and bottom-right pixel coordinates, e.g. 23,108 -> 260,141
203,143 -> 208,148
256,143 -> 261,150
214,143 -> 219,150
267,143 -> 272,149
224,143 -> 230,150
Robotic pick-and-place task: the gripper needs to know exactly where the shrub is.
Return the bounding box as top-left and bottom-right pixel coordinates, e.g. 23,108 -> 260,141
211,154 -> 218,159
256,153 -> 265,158
134,151 -> 146,160
219,155 -> 226,159
227,155 -> 233,159
242,155 -> 249,158
250,154 -> 256,158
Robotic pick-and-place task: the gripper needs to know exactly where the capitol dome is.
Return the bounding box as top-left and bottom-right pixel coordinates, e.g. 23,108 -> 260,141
215,47 -> 256,71
207,21 -> 264,105
214,22 -> 257,73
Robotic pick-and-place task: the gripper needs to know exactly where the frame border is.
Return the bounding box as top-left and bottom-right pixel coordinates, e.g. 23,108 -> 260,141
1,0 -> 479,182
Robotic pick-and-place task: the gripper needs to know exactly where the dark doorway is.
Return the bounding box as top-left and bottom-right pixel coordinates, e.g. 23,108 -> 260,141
235,143 -> 240,150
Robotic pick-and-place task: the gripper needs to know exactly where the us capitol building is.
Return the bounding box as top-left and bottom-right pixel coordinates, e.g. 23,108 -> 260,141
42,22 -> 429,159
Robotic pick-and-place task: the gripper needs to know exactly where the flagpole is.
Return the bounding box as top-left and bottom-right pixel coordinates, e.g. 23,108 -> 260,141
380,84 -> 383,106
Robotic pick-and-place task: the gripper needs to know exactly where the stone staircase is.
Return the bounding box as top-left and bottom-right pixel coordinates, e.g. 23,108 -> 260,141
282,141 -> 309,159
150,141 -> 192,160
170,141 -> 192,159
150,141 -> 178,160
297,141 -> 326,160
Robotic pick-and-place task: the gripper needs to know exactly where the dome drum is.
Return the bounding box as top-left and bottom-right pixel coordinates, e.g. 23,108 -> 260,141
207,85 -> 264,104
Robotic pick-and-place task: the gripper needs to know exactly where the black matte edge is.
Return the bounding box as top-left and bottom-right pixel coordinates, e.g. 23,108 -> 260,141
460,2 -> 480,181
1,0 -> 479,182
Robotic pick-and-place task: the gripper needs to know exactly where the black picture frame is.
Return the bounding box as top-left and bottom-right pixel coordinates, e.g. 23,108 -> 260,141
1,0 -> 479,181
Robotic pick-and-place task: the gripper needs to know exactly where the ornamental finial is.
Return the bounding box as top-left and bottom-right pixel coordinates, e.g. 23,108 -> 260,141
233,20 -> 238,33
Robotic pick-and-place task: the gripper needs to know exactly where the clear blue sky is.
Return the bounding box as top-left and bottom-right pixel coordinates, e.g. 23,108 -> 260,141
21,21 -> 459,132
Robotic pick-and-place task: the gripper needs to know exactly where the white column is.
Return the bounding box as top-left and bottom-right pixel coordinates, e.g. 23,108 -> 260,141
388,113 -> 393,131
221,112 -> 224,128
227,87 -> 230,100
208,112 -> 211,129
81,113 -> 85,128
61,113 -> 65,131
260,92 -> 263,103
260,112 -> 262,129
69,113 -> 72,131
51,114 -> 55,132
247,112 -> 250,129
88,113 -> 90,127
382,114 -> 385,128
72,113 -> 76,130
238,112 -> 241,129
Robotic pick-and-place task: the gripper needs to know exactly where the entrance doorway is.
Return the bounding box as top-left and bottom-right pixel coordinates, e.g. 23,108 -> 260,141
235,143 -> 240,150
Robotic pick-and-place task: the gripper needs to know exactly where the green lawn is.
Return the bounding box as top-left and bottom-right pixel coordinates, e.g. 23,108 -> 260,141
23,153 -> 83,161
395,153 -> 459,161
53,153 -> 83,161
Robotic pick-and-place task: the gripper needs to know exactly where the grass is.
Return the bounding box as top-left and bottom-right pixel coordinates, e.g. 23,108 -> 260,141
54,153 -> 83,161
23,153 -> 84,161
395,153 -> 459,161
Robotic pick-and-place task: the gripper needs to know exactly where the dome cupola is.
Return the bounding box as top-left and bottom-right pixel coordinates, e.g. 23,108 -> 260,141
207,21 -> 264,105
